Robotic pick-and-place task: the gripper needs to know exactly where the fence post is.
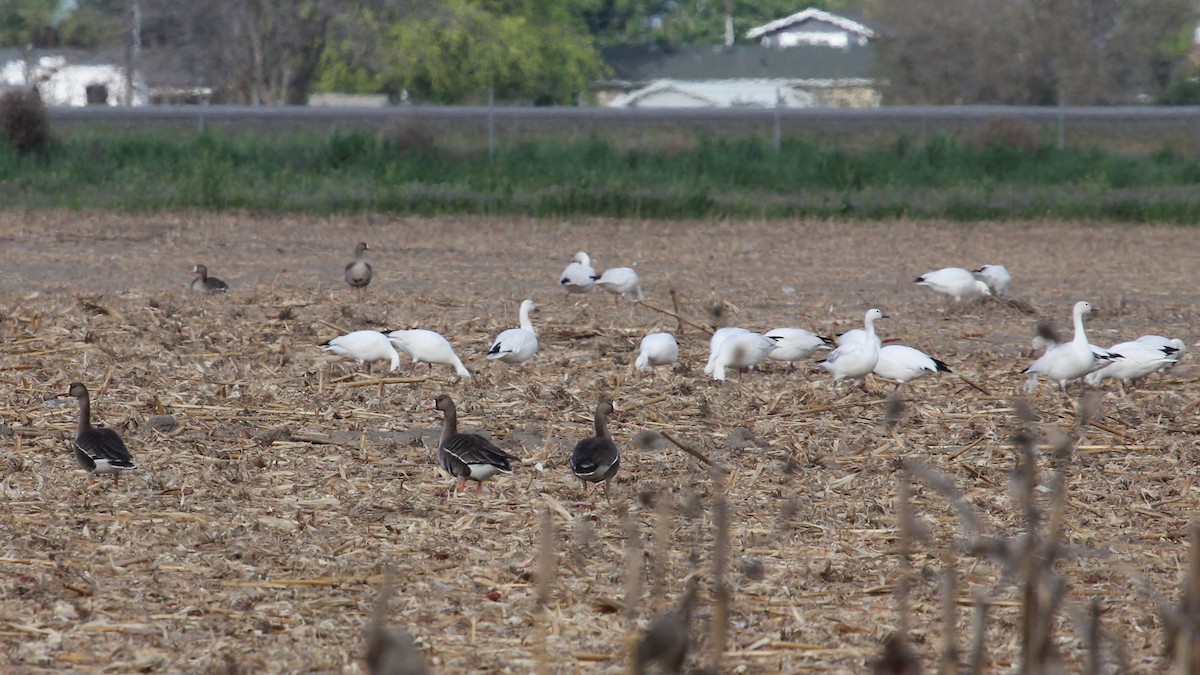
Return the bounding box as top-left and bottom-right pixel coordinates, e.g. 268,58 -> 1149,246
487,87 -> 495,163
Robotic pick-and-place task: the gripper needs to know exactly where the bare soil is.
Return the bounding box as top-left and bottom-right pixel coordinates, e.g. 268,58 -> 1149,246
1,211 -> 1198,673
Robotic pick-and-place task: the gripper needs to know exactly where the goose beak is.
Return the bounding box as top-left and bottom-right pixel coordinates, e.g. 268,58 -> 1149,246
612,404 -> 626,414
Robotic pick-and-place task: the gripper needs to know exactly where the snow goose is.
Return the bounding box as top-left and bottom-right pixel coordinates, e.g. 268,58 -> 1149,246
972,264 -> 1011,297
1084,340 -> 1179,389
836,327 -> 881,349
322,330 -> 401,372
764,328 -> 832,368
704,327 -> 751,376
873,345 -> 951,391
486,299 -> 539,365
636,332 -> 679,373
915,267 -> 991,302
569,399 -> 624,497
1022,301 -> 1121,393
709,331 -> 776,382
386,329 -> 470,378
593,267 -> 644,301
1136,334 -> 1187,375
58,383 -> 137,487
345,242 -> 372,293
430,394 -> 519,493
819,309 -> 885,387
190,264 -> 229,294
560,251 -> 596,295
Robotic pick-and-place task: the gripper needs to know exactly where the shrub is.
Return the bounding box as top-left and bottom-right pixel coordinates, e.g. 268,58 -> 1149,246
0,88 -> 50,155
975,116 -> 1038,152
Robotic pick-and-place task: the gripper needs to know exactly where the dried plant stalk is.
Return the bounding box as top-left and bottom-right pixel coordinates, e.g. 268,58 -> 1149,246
710,468 -> 729,671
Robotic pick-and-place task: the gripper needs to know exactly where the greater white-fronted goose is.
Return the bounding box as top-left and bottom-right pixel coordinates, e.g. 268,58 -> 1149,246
190,264 -> 229,294
345,242 -> 373,293
322,330 -> 401,372
430,394 -> 519,493
486,299 -> 538,365
569,399 -> 624,497
58,382 -> 136,487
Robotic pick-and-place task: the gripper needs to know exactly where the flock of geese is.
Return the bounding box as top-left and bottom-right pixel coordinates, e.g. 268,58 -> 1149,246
57,247 -> 1186,496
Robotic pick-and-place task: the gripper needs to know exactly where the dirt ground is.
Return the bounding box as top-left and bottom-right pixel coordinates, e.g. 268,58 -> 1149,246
1,211 -> 1199,673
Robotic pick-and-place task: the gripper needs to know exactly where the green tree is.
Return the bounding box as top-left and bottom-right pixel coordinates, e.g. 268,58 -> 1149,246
329,0 -> 607,104
0,0 -> 123,48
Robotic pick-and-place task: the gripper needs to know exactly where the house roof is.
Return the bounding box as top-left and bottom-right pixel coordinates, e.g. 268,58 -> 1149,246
608,79 -> 817,108
599,44 -> 875,87
745,8 -> 877,41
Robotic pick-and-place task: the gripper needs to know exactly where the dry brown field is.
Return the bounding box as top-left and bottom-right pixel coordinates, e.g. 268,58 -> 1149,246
1,211 -> 1199,673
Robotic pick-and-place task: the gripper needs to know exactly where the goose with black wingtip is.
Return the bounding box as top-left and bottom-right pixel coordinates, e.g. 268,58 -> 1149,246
486,299 -> 539,365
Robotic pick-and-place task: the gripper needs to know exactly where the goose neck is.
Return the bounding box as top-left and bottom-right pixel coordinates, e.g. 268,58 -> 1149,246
593,405 -> 610,438
519,305 -> 535,333
76,394 -> 92,437
439,403 -> 458,446
1071,307 -> 1089,344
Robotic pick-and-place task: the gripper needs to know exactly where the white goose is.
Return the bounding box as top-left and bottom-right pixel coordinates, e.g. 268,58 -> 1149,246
915,267 -> 992,302
874,345 -> 951,390
487,299 -> 539,365
593,267 -> 644,300
1084,340 -> 1179,388
709,331 -> 776,382
322,330 -> 401,372
1136,334 -> 1187,375
560,252 -> 596,295
972,264 -> 1011,297
764,328 -> 832,367
387,329 -> 471,378
704,327 -> 751,376
819,309 -> 885,386
836,327 -> 881,349
635,332 -> 679,372
1022,301 -> 1121,392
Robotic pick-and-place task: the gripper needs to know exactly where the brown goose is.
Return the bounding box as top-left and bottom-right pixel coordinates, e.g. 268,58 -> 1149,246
569,399 -> 624,497
345,242 -> 373,293
429,394 -> 519,493
58,382 -> 137,487
190,264 -> 229,294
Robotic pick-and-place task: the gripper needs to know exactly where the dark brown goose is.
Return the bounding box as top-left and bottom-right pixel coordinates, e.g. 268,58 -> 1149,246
190,264 -> 229,294
58,382 -> 136,487
430,394 -> 519,493
345,242 -> 373,292
569,399 -> 624,496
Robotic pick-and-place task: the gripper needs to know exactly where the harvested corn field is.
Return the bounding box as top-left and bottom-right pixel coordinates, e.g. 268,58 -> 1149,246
1,211 -> 1199,673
